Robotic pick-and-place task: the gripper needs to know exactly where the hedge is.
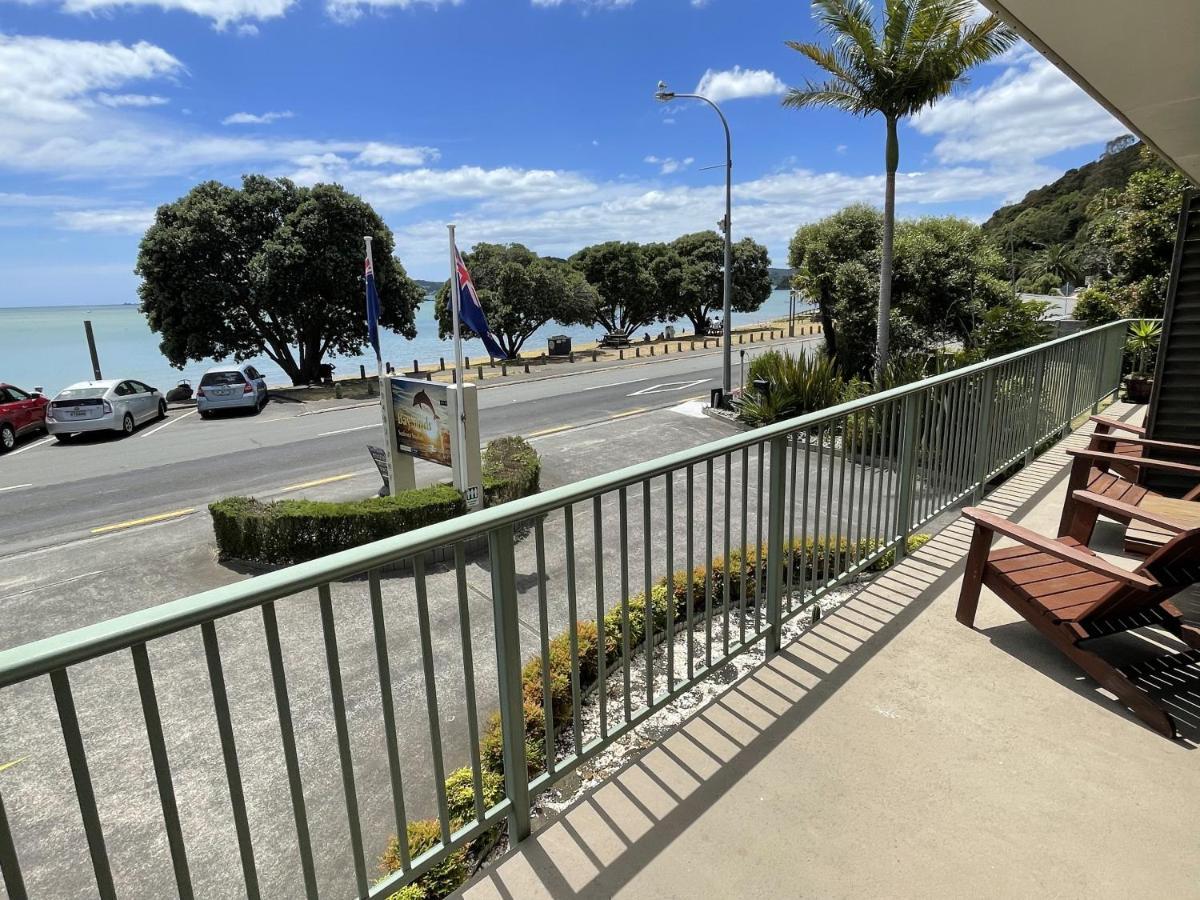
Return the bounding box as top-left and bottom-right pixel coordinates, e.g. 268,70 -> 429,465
211,437 -> 541,565
210,486 -> 466,565
380,531 -> 929,897
482,436 -> 540,506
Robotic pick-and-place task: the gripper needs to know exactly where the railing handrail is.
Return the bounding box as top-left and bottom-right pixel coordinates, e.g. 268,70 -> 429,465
0,319 -> 1133,688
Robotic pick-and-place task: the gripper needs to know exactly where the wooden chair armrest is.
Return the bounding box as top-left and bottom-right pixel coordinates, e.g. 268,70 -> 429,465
1089,415 -> 1145,436
1070,490 -> 1190,533
1087,434 -> 1200,455
1065,449 -> 1200,475
962,507 -> 1159,589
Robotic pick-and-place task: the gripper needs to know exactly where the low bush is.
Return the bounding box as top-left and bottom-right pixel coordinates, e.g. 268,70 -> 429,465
210,486 -> 467,565
737,350 -> 847,426
482,436 -> 540,506
379,819 -> 467,900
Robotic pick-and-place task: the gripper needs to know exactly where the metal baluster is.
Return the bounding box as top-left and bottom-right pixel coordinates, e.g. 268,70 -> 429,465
452,547 -> 485,824
812,423 -> 825,589
755,443 -> 765,635
765,435 -> 787,655
131,643 -> 193,899
823,421 -> 835,585
534,522 -> 555,775
200,623 -> 259,900
565,507 -> 583,757
619,487 -> 632,722
843,411 -> 857,571
686,467 -> 696,682
864,402 -> 881,559
411,560 -> 452,847
665,471 -> 675,693
0,782 -> 26,900
785,434 -> 799,614
488,525 -> 531,843
894,394 -> 920,559
262,603 -> 319,894
854,407 -> 868,558
318,584 -> 368,896
643,481 -> 654,707
739,447 -> 749,646
592,496 -> 608,740
705,458 -> 714,670
723,452 -> 732,658
799,428 -> 813,604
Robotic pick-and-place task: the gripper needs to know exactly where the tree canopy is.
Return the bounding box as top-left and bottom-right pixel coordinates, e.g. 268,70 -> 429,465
136,175 -> 422,385
654,231 -> 773,335
569,241 -> 661,337
434,243 -> 595,359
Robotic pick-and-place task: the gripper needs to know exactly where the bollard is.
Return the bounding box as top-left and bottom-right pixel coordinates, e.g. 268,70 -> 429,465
664,343 -> 668,354
677,342 -> 682,352
569,351 -> 575,363
750,333 -> 755,344
452,369 -> 457,384
439,357 -> 445,371
619,349 -> 624,360
690,340 -> 695,351
413,359 -> 419,373
524,362 -> 530,374
359,364 -> 366,381
649,345 -> 655,356
478,365 -> 484,379
425,372 -> 432,382
592,349 -> 598,362
635,347 -> 641,357
739,333 -> 743,344
501,362 -> 508,376
465,355 -> 470,368
490,357 -> 496,368
367,379 -> 376,396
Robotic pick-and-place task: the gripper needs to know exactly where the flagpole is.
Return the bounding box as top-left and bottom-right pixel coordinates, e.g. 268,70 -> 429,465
365,235 -> 399,496
448,224 -> 468,493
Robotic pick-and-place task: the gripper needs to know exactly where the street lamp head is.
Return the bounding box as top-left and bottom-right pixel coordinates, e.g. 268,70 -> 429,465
655,80 -> 674,102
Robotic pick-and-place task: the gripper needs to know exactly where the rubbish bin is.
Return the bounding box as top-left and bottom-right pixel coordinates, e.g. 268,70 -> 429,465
548,335 -> 572,357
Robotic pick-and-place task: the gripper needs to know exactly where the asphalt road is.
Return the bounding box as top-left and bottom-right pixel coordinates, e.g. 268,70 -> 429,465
0,337 -> 819,558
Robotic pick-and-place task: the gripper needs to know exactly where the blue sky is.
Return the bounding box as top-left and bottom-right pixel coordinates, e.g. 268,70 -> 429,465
0,0 -> 1124,306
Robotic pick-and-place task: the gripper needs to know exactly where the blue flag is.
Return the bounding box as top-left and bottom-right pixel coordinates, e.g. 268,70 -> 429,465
364,255 -> 382,360
454,247 -> 506,360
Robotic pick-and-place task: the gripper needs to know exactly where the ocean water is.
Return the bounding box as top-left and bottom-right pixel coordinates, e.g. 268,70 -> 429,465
0,290 -> 810,395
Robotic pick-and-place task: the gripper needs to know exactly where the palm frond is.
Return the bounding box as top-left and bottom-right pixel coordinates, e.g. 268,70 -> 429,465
812,0 -> 881,68
784,40 -> 872,98
782,81 -> 872,115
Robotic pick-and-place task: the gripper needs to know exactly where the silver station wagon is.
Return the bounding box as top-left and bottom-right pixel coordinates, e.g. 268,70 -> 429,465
46,379 -> 166,441
196,364 -> 269,417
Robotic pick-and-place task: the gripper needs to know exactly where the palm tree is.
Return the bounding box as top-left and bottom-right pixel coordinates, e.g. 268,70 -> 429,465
1023,244 -> 1083,291
783,0 -> 1015,381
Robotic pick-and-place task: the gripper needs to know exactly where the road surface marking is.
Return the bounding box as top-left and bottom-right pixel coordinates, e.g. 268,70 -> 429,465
319,423 -> 378,437
278,472 -> 358,493
0,484 -> 33,494
628,378 -> 710,397
577,377 -> 649,393
141,409 -> 196,438
9,436 -> 52,456
0,756 -> 27,774
607,407 -> 650,420
296,402 -> 376,418
526,423 -> 574,438
91,508 -> 196,534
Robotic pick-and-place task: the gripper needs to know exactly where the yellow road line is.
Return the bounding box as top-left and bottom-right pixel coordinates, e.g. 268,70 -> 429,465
91,508 -> 196,535
278,472 -> 357,493
526,423 -> 574,439
608,407 -> 650,421
0,756 -> 27,774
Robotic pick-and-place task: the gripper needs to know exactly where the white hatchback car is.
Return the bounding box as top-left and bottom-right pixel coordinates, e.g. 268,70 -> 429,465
46,379 -> 166,441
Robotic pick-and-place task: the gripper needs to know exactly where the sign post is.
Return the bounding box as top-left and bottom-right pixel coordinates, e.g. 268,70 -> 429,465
447,383 -> 483,508
365,235 -> 414,495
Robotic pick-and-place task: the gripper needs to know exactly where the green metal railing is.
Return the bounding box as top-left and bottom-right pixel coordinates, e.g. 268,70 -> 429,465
0,321 -> 1130,899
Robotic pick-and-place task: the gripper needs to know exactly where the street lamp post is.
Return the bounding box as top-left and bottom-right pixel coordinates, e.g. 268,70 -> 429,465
656,81 -> 734,405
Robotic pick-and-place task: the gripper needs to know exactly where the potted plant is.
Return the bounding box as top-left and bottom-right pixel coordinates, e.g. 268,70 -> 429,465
1124,319 -> 1161,403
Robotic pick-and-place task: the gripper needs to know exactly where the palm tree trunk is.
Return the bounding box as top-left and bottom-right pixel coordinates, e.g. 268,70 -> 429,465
876,114 -> 898,384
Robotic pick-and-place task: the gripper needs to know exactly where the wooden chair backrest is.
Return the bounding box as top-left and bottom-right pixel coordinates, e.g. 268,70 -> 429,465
1088,527 -> 1200,620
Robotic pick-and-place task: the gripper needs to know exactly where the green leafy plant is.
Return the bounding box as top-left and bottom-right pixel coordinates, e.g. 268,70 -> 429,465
737,349 -> 847,426
482,436 -> 540,505
1125,319 -> 1161,376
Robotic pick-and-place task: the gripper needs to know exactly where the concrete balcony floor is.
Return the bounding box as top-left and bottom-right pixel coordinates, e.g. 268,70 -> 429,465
460,403 -> 1200,899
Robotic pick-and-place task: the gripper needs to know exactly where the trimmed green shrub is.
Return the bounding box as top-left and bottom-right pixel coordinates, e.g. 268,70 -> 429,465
482,436 -> 540,505
379,819 -> 467,900
210,486 -> 467,565
737,350 -> 847,426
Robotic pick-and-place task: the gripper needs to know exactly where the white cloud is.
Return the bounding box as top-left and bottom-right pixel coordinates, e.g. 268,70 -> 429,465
530,0 -> 635,8
222,109 -> 294,125
355,142 -> 439,166
693,66 -> 786,103
96,92 -> 170,107
57,206 -> 157,234
27,0 -> 294,29
0,34 -> 182,123
645,155 -> 693,175
324,0 -> 459,24
913,53 -> 1123,164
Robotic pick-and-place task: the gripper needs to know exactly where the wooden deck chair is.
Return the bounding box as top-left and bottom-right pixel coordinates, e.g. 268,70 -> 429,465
957,507 -> 1200,738
1058,449 -> 1200,553
1087,415 -> 1200,483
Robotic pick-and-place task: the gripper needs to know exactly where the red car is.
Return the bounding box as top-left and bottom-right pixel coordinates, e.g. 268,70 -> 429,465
0,383 -> 49,452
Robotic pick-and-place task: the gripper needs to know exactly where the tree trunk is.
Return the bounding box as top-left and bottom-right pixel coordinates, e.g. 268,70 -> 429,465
876,115 -> 898,385
818,286 -> 838,360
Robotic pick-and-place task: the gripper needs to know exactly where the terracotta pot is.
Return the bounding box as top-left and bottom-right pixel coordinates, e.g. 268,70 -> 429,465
1124,374 -> 1153,404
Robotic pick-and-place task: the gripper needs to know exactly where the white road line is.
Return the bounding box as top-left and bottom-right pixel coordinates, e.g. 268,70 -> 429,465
0,483 -> 33,494
628,378 -> 710,397
140,409 -> 196,438
8,436 -> 52,456
577,377 -> 650,392
319,423 -> 379,437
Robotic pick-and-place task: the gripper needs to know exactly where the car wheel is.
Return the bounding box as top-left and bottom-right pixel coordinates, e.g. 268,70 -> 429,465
199,409 -> 211,420
54,433 -> 72,443
157,400 -> 168,420
122,413 -> 135,436
0,423 -> 14,453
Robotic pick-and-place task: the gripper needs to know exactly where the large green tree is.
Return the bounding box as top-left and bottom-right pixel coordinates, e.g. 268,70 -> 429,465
783,0 -> 1015,380
434,243 -> 595,359
657,231 -> 773,336
137,175 -> 422,385
570,241 -> 661,337
1020,244 -> 1082,292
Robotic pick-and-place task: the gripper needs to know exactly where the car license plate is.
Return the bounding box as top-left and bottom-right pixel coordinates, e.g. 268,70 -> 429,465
69,409 -> 87,418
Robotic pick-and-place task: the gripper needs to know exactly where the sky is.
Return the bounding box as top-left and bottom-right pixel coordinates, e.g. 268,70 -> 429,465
0,0 -> 1126,307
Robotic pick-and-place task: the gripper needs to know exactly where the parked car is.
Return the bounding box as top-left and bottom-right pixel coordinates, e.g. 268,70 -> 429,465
46,379 -> 166,441
196,364 -> 268,418
0,383 -> 49,453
